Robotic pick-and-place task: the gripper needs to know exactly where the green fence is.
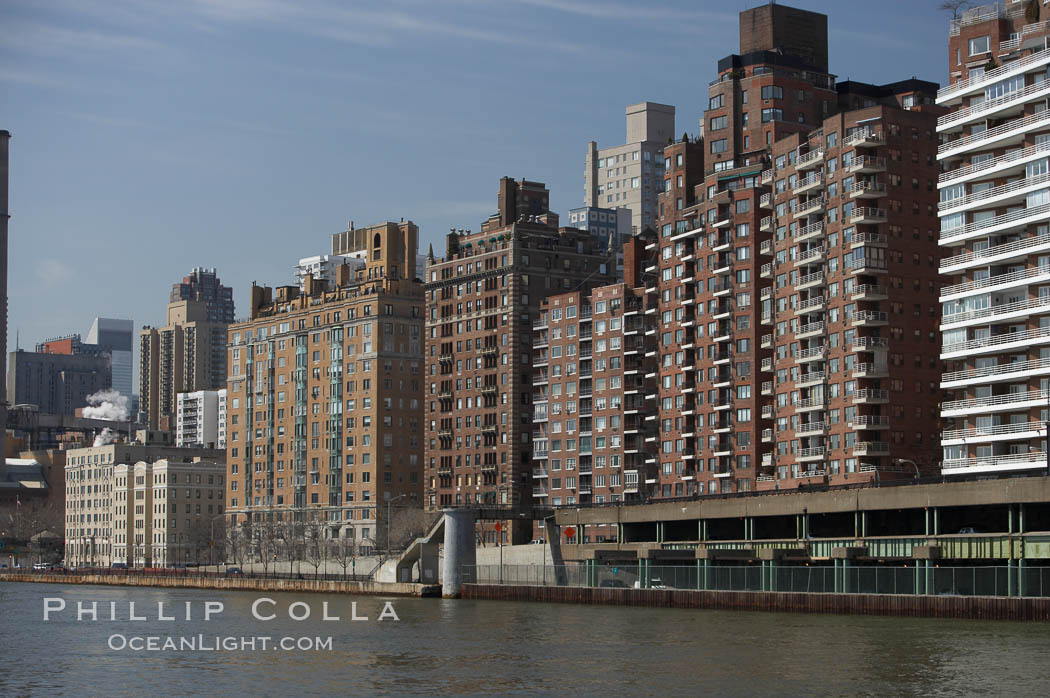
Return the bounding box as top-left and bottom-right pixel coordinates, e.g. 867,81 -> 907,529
463,564 -> 1050,598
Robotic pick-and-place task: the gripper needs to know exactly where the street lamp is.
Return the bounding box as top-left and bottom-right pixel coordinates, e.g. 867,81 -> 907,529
386,494 -> 406,553
894,458 -> 921,480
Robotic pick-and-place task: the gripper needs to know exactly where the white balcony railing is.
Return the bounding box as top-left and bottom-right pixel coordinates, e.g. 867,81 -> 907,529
941,389 -> 1049,412
940,232 -> 1050,270
940,142 -> 1050,184
942,421 -> 1044,441
939,110 -> 1050,157
938,171 -> 1050,211
940,263 -> 1050,298
942,356 -> 1050,384
942,325 -> 1050,355
942,295 -> 1050,325
938,45 -> 1049,100
938,81 -> 1050,130
942,451 -> 1047,471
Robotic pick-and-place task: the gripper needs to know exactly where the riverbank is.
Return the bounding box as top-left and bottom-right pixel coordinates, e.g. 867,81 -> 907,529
461,583 -> 1050,621
0,572 -> 439,597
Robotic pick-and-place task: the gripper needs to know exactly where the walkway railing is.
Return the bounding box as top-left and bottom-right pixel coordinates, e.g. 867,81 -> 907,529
463,563 -> 1050,598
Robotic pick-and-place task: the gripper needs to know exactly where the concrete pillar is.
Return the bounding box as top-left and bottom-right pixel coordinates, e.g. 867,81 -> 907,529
1019,504 -> 1026,534
861,511 -> 867,538
441,509 -> 476,598
1007,559 -> 1015,598
656,521 -> 664,544
1008,505 -> 1014,535
932,508 -> 939,536
924,509 -> 930,536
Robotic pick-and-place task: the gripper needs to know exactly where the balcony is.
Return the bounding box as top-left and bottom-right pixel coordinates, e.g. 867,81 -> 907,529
940,264 -> 1050,301
846,156 -> 886,174
850,336 -> 889,352
936,45 -> 1048,104
852,362 -> 888,378
532,467 -> 548,479
853,441 -> 889,457
850,284 -> 887,300
940,171 -> 1050,216
761,404 -> 776,419
761,311 -> 774,325
798,446 -> 826,461
797,321 -> 825,339
761,167 -> 775,184
848,232 -> 887,249
760,192 -> 774,209
797,370 -> 825,388
796,396 -> 826,412
797,271 -> 825,290
941,356 -> 1050,389
942,451 -> 1048,476
852,389 -> 889,404
844,128 -> 883,148
939,110 -> 1050,161
759,239 -> 774,256
797,421 -> 826,436
761,357 -> 774,372
795,246 -> 826,266
532,487 -> 549,498
793,197 -> 826,219
998,20 -> 1050,54
938,80 -> 1050,133
796,149 -> 825,170
941,421 -> 1045,446
846,256 -> 887,274
761,379 -> 774,395
849,310 -> 888,327
796,295 -> 826,314
941,388 -> 1050,417
849,207 -> 887,225
849,415 -> 890,430
794,221 -> 824,242
940,202 -> 1050,247
940,142 -> 1050,187
760,262 -> 774,278
760,215 -> 775,232
761,428 -> 774,442
761,333 -> 774,349
941,324 -> 1050,359
942,295 -> 1050,330
848,181 -> 886,199
793,173 -> 824,195
795,346 -> 826,363
940,231 -> 1050,274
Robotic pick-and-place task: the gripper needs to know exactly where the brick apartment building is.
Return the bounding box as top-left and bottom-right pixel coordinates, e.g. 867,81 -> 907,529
424,177 -> 617,543
646,3 -> 945,497
225,221 -> 424,550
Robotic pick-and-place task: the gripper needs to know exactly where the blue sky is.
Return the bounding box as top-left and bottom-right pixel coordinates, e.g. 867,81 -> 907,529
1,0 -> 948,364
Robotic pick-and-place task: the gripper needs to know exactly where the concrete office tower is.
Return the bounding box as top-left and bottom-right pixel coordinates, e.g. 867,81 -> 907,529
1,130 -> 9,464
936,2 -> 1050,476
584,102 -> 675,233
649,3 -> 944,498
86,318 -> 133,398
424,177 -> 617,544
63,439 -> 224,567
532,234 -> 658,522
139,300 -> 228,431
176,389 -> 227,449
171,268 -> 235,324
226,221 -> 423,548
7,340 -> 111,416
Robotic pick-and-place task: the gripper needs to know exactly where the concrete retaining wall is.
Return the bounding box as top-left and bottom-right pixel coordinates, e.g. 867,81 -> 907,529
0,574 -> 439,597
461,584 -> 1050,621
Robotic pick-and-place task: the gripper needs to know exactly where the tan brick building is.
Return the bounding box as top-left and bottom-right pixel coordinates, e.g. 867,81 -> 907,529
225,221 -> 424,550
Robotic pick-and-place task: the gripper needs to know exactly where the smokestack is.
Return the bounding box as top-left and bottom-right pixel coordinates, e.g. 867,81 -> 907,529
0,130 -> 9,465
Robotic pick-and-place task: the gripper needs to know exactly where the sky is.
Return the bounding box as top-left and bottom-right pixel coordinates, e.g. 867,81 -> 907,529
1,0 -> 949,370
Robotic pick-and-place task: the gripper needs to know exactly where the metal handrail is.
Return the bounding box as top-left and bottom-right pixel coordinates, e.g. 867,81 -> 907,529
939,110 -> 1050,156
940,142 -> 1050,184
942,421 -> 1045,440
942,451 -> 1046,470
853,389 -> 889,400
941,388 -> 1049,411
846,156 -> 886,171
938,80 -> 1050,128
942,356 -> 1050,383
939,171 -> 1050,211
940,263 -> 1050,297
938,46 -> 1049,99
943,295 -> 1050,324
850,207 -> 886,220
942,325 -> 1050,354
940,232 -> 1050,269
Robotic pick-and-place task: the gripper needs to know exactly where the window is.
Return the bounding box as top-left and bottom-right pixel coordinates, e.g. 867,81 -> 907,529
710,115 -> 728,131
709,94 -> 724,109
761,85 -> 783,100
968,35 -> 990,56
710,139 -> 728,154
761,108 -> 783,123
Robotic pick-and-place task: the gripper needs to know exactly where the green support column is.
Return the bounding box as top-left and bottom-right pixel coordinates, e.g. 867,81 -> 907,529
656,521 -> 664,544
585,559 -> 593,587
855,511 -> 860,538
768,560 -> 777,592
1008,505 -> 1014,535
861,511 -> 867,538
698,520 -> 703,542
1019,558 -> 1026,598
914,562 -> 921,595
700,559 -> 709,590
925,560 -> 933,595
924,509 -> 930,536
796,515 -> 801,540
932,508 -> 939,536
843,559 -> 851,594
702,520 -> 708,542
642,559 -> 650,588
1019,504 -> 1026,534
1007,560 -> 1015,598
696,560 -> 703,591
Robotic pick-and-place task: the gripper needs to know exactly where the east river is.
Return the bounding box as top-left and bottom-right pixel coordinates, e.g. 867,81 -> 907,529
1,582 -> 1049,695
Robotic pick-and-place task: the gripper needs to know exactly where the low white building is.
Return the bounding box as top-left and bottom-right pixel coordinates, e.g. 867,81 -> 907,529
176,389 -> 227,449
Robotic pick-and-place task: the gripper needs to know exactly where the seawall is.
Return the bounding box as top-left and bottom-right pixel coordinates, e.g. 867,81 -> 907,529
461,584 -> 1050,621
0,573 -> 439,597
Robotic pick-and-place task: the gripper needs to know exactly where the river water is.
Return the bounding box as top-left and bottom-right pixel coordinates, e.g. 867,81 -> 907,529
1,582 -> 1048,696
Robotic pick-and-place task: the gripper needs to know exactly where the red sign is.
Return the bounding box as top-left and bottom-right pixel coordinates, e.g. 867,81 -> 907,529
564,527 -> 576,539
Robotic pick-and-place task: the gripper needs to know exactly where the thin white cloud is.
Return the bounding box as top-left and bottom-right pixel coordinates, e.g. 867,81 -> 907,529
515,0 -> 734,23
1,19 -> 165,56
35,258 -> 75,287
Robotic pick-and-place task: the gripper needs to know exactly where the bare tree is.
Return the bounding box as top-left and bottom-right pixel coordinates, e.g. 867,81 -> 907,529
938,0 -> 971,19
386,506 -> 431,552
257,520 -> 277,575
329,535 -> 357,580
304,521 -> 325,577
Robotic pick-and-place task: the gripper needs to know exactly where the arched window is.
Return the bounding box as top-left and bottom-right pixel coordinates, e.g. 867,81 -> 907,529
372,233 -> 382,260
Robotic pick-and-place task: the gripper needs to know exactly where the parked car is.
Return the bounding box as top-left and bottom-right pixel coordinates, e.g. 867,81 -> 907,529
111,562 -> 128,569
225,567 -> 243,576
599,579 -> 628,588
32,562 -> 53,570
